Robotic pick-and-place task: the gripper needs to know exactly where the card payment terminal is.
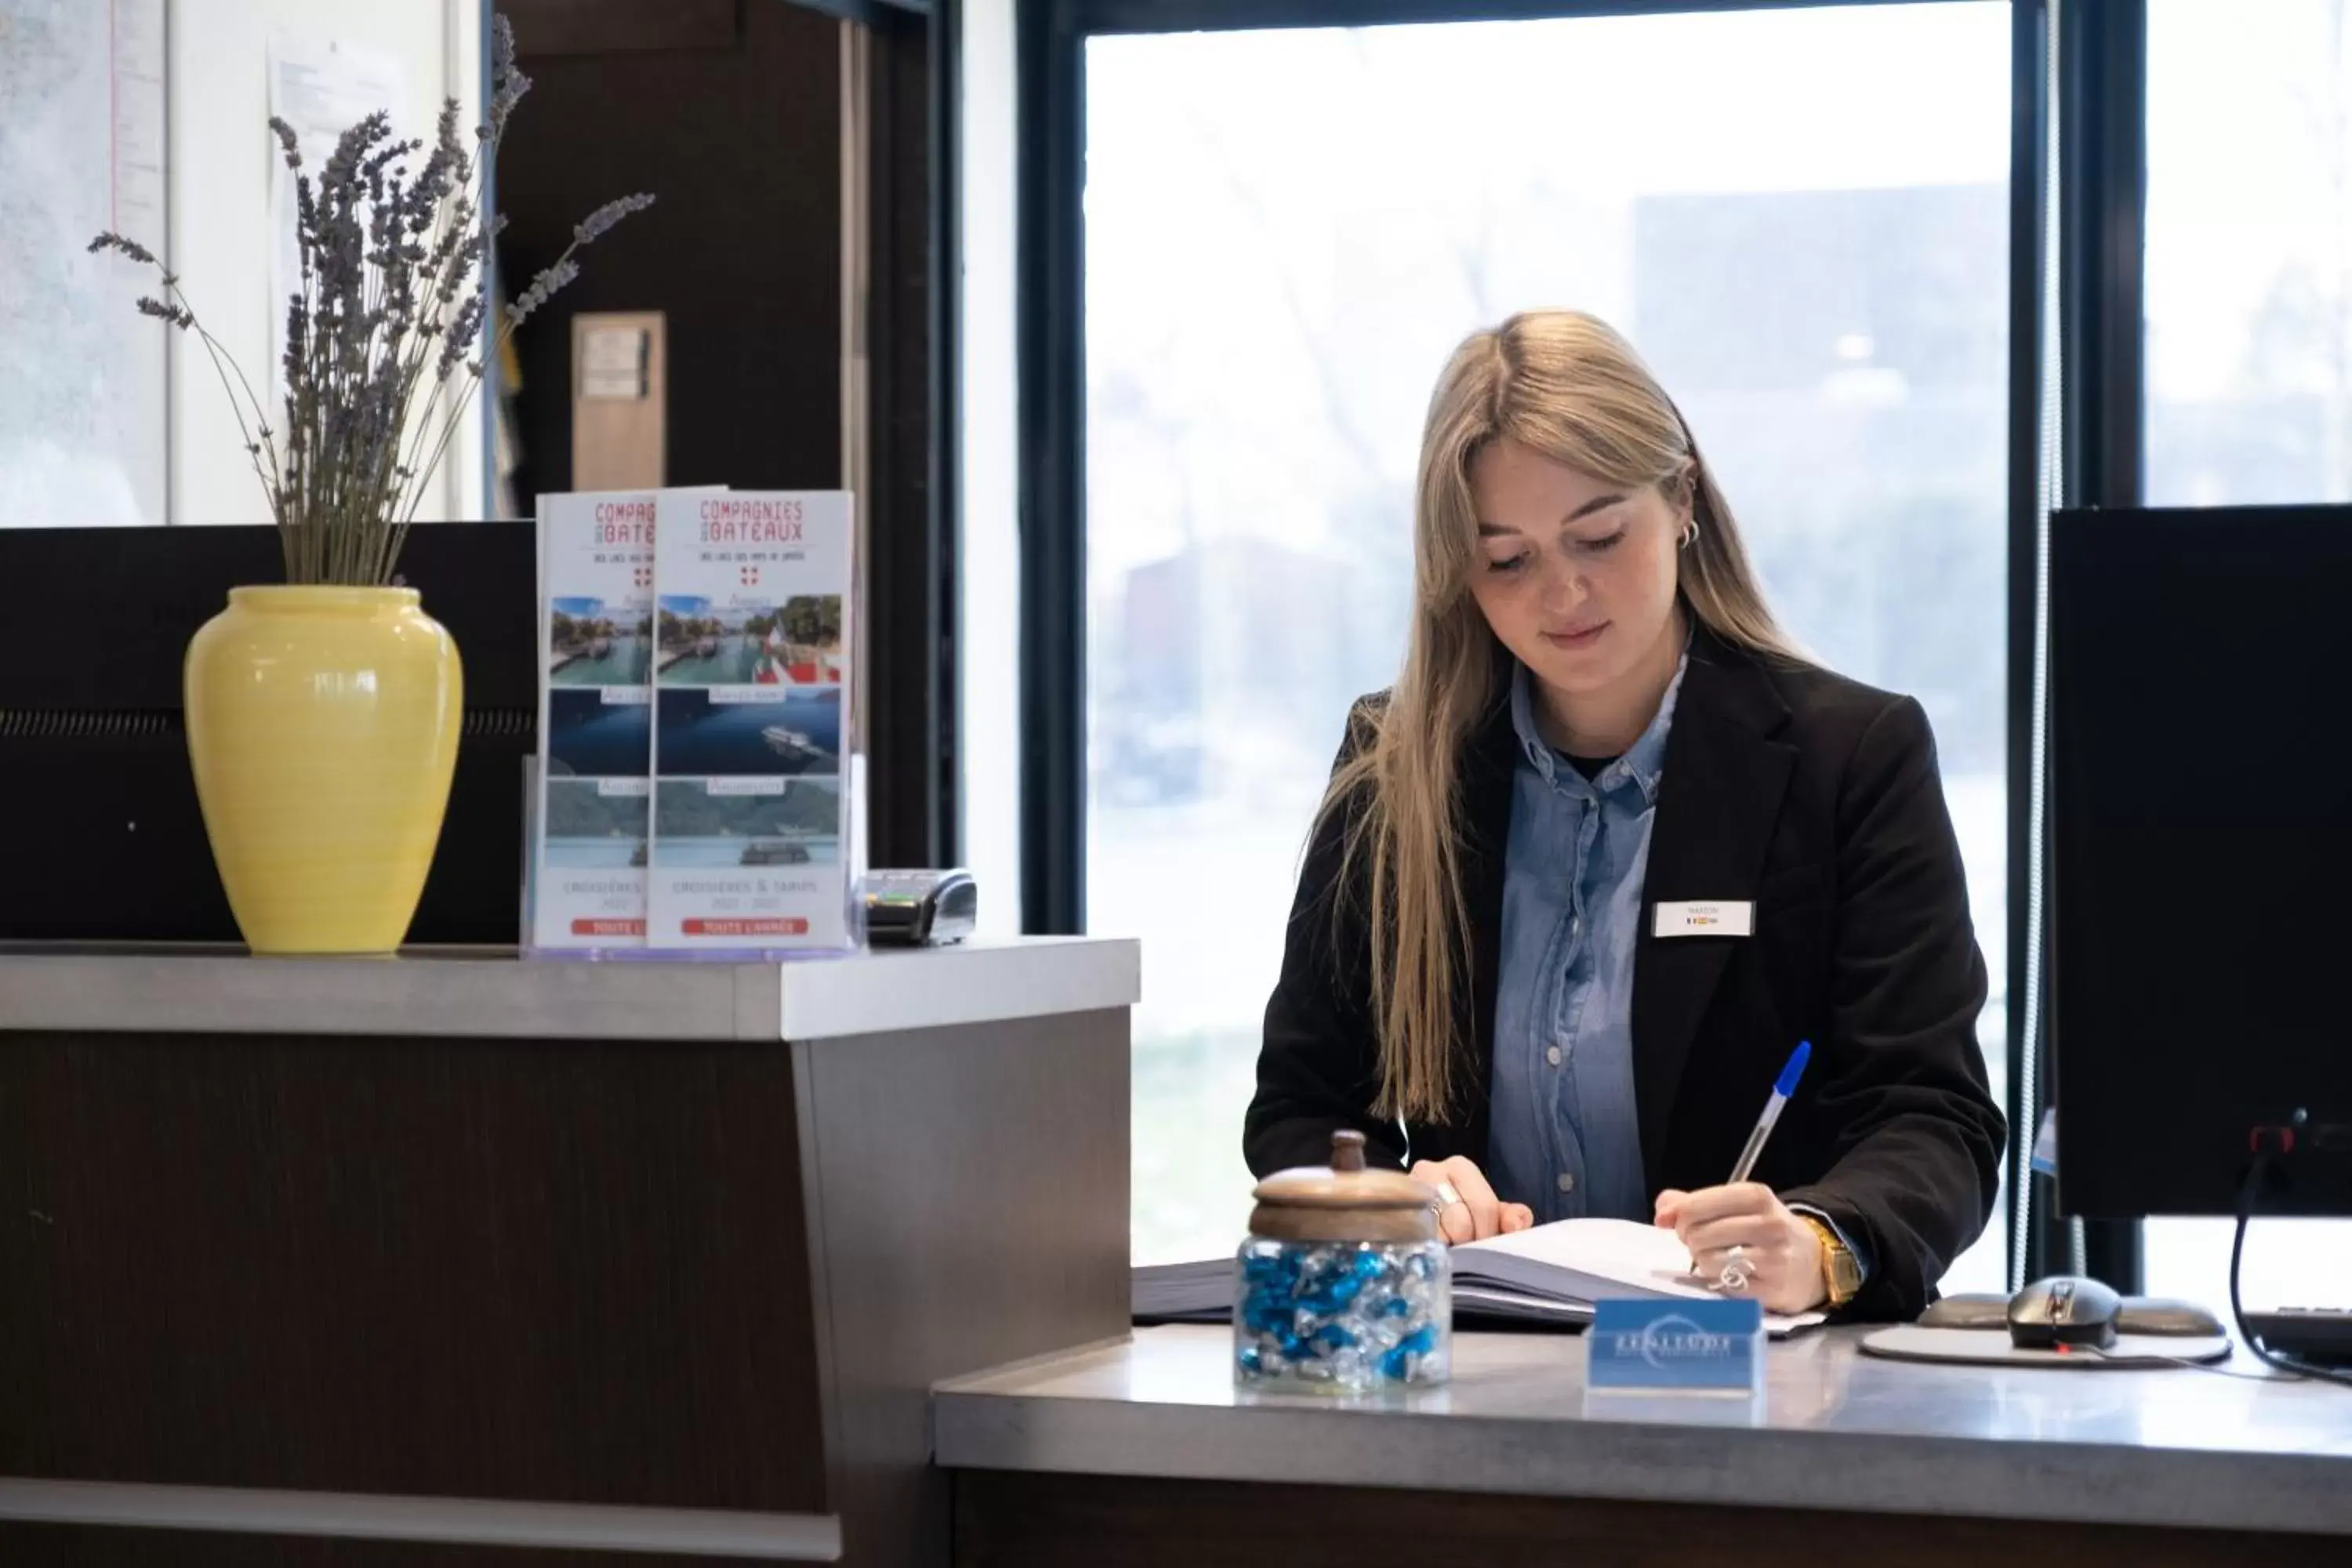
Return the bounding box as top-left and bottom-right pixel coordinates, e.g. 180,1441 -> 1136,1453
859,869 -> 978,947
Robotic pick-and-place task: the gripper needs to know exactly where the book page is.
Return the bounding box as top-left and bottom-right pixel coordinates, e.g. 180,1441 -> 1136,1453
1463,1218 -> 1699,1293
1460,1218 -> 1825,1335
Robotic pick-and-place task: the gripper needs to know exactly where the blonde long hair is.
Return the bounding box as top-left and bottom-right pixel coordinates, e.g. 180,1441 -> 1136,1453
1325,310 -> 1799,1125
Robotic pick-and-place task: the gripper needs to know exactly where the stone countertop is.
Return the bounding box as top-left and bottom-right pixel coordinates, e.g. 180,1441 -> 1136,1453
934,1323 -> 2352,1537
0,937 -> 1140,1042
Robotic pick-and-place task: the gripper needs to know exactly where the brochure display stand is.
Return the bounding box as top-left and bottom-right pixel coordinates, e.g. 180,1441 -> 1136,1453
528,488 -> 858,957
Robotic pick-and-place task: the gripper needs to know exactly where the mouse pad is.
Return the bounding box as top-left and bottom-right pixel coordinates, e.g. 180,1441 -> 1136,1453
1860,1324 -> 2231,1368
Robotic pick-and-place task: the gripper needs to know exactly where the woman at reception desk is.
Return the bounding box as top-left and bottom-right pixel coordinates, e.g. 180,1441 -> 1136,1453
1247,310 -> 2005,1320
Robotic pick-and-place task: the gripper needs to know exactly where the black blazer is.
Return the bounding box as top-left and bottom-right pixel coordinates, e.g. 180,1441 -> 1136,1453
1246,630 -> 2006,1320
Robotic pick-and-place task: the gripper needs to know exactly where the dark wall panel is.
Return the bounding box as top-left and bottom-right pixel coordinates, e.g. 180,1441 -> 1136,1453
0,1524 -> 779,1567
859,9 -> 947,866
955,1471 -> 2326,1568
500,0 -> 844,502
0,1029 -> 829,1513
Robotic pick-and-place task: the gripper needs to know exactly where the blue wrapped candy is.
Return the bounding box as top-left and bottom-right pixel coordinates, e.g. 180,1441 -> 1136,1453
1233,1237 -> 1450,1392
1232,1130 -> 1451,1393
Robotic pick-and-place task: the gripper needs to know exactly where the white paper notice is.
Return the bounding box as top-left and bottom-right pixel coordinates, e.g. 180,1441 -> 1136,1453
266,35 -> 408,406
649,492 -> 855,951
580,325 -> 648,400
111,0 -> 168,256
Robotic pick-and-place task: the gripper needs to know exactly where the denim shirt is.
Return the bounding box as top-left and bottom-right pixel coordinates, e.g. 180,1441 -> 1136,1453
1483,656 -> 1874,1284
1486,656 -> 1685,1225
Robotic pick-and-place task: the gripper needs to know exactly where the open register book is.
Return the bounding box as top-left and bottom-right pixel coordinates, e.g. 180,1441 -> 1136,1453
1135,1217 -> 1827,1338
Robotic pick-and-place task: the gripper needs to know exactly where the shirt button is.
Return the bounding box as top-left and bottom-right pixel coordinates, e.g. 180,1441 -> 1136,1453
1546,1044 -> 1564,1067
1557,1172 -> 1577,1194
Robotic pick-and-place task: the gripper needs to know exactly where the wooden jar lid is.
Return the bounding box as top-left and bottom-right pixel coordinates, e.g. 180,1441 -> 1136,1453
1247,1130 -> 1439,1243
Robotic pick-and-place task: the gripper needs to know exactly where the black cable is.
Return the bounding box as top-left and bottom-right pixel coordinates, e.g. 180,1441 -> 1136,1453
2231,1156 -> 2352,1391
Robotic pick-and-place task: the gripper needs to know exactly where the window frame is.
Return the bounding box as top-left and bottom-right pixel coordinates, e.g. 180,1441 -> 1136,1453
2039,0 -> 2146,1290
1007,0 -> 2151,1290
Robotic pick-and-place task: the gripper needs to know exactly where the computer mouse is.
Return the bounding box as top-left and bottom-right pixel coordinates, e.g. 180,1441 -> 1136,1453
2007,1275 -> 2122,1351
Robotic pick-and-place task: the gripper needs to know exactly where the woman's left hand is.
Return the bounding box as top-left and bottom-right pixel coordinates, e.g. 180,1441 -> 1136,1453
1653,1183 -> 1826,1315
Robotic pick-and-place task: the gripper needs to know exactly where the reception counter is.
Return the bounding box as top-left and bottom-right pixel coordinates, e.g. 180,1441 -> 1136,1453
936,1324 -> 2352,1566
0,939 -> 1138,1566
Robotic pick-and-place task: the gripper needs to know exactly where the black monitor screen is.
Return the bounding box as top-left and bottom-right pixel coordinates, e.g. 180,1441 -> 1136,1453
0,523 -> 535,946
2051,504 -> 2352,1218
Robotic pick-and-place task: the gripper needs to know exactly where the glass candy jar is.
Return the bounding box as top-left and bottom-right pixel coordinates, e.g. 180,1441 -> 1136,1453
1234,1130 -> 1450,1392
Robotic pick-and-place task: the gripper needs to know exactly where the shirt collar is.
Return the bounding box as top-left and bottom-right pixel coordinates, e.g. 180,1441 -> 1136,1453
1508,648 -> 1689,805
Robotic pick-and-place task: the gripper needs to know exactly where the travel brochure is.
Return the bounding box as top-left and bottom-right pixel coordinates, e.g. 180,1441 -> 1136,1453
648,489 -> 855,951
532,488 -> 663,951
529,487 -> 855,954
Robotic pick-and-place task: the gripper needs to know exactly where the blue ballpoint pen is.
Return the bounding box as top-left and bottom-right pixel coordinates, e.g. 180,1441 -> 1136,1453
1728,1040 -> 1812,1185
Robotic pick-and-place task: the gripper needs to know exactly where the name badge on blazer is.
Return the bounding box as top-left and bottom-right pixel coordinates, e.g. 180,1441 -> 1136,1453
1653,900 -> 1755,938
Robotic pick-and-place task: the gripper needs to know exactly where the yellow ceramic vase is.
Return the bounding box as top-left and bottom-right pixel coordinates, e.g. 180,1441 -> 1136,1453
184,586 -> 463,955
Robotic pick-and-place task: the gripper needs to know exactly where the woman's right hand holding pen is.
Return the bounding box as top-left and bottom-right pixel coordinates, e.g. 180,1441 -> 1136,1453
1653,1183 -> 1828,1315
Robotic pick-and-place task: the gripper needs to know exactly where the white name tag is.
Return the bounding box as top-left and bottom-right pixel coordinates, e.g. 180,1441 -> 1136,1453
1653,900 -> 1755,938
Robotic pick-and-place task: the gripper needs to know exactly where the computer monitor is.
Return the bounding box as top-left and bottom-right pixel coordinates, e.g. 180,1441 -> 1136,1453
2050,504 -> 2352,1219
0,522 -> 535,946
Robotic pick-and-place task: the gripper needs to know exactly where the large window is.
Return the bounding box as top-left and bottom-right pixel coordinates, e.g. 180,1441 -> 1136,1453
2146,0 -> 2352,508
1084,2 -> 2013,1288
2140,0 -> 2352,1307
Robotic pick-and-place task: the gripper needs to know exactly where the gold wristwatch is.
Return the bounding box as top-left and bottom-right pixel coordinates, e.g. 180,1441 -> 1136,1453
1798,1214 -> 1863,1309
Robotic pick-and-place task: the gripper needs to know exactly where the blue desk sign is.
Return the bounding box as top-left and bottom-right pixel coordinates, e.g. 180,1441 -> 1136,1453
1588,1298 -> 1765,1396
